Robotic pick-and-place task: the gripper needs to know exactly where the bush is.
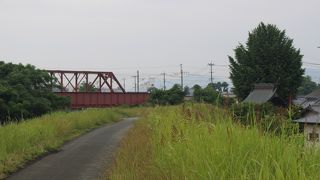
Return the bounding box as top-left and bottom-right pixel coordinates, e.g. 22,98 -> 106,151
0,62 -> 70,123
110,104 -> 319,179
148,84 -> 185,105
231,102 -> 298,134
193,84 -> 220,104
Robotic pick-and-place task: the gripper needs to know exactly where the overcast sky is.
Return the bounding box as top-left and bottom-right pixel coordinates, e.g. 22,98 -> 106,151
0,0 -> 320,91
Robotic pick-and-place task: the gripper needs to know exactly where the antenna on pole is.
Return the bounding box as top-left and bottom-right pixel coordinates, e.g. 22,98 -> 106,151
208,61 -> 214,84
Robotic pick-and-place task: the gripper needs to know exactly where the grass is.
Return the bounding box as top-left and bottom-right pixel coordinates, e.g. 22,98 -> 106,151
0,107 -> 136,179
109,104 -> 320,179
107,117 -> 153,179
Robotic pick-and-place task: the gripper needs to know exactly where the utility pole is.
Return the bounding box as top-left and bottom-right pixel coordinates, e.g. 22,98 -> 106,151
132,75 -> 137,92
180,64 -> 183,89
317,47 -> 320,84
208,61 -> 214,84
137,70 -> 140,92
161,73 -> 166,90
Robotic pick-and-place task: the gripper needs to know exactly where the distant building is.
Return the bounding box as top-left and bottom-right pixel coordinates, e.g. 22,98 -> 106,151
221,91 -> 236,98
243,83 -> 286,106
184,88 -> 194,101
293,90 -> 320,142
294,114 -> 320,142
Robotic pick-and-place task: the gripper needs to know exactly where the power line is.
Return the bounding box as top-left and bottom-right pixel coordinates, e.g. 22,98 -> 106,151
214,64 -> 228,67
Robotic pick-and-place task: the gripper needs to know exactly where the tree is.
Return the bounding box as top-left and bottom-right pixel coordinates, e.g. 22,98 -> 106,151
79,82 -> 98,92
149,88 -> 168,105
0,62 -> 70,123
167,84 -> 185,105
149,84 -> 185,105
209,82 -> 229,92
192,84 -> 220,104
221,82 -> 229,92
229,22 -> 304,102
202,84 -> 220,103
297,76 -> 320,95
193,84 -> 203,102
184,86 -> 190,96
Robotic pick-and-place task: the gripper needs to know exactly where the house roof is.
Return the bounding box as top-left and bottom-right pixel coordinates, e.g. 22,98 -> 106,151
298,90 -> 320,109
311,105 -> 320,113
293,90 -> 320,123
294,114 -> 320,124
306,89 -> 320,99
243,83 -> 277,104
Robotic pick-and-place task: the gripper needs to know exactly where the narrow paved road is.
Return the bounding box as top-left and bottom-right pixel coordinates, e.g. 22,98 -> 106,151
7,117 -> 137,180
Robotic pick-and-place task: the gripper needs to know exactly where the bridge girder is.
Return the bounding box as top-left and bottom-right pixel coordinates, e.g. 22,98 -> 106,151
47,70 -> 126,93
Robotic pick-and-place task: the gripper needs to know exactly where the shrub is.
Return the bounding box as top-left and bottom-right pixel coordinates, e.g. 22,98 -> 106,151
0,62 -> 70,123
231,102 -> 298,134
148,84 -> 185,105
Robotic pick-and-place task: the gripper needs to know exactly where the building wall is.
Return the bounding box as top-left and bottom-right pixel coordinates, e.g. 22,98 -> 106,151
304,124 -> 320,142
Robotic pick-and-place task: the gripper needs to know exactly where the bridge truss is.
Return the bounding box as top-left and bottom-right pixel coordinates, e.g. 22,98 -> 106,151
47,70 -> 149,108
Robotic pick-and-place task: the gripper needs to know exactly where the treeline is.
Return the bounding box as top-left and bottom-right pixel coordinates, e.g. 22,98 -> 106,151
148,84 -> 186,105
148,82 -> 233,106
0,62 -> 70,123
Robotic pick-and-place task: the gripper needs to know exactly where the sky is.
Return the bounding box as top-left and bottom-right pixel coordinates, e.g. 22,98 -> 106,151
0,0 -> 320,91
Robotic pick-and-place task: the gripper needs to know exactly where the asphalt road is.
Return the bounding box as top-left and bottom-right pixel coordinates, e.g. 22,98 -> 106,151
7,117 -> 137,180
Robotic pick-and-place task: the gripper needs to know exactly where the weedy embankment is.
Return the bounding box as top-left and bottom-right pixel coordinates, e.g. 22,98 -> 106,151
0,107 -> 136,179
109,104 -> 320,179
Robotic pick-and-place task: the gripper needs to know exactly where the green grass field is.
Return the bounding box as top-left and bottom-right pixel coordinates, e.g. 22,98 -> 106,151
109,104 -> 320,179
0,108 -> 135,179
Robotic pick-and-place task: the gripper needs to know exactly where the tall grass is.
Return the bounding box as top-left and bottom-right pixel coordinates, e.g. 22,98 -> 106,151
110,104 -> 320,179
0,108 -> 135,179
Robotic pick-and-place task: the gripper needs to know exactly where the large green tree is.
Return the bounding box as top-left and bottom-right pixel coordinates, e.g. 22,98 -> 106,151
229,23 -> 304,102
0,62 -> 70,123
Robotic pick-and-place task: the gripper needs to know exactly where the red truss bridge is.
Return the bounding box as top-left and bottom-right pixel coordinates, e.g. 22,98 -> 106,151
47,70 -> 149,108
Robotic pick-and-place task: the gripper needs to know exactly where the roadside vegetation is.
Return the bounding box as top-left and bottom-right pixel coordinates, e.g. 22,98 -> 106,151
148,84 -> 186,105
148,82 -> 233,107
0,61 -> 70,123
109,104 -> 320,179
0,107 -> 136,179
108,23 -> 318,179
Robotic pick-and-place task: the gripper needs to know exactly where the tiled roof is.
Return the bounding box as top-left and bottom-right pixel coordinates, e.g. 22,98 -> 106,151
306,89 -> 320,99
243,83 -> 277,104
299,90 -> 320,109
294,114 -> 320,124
